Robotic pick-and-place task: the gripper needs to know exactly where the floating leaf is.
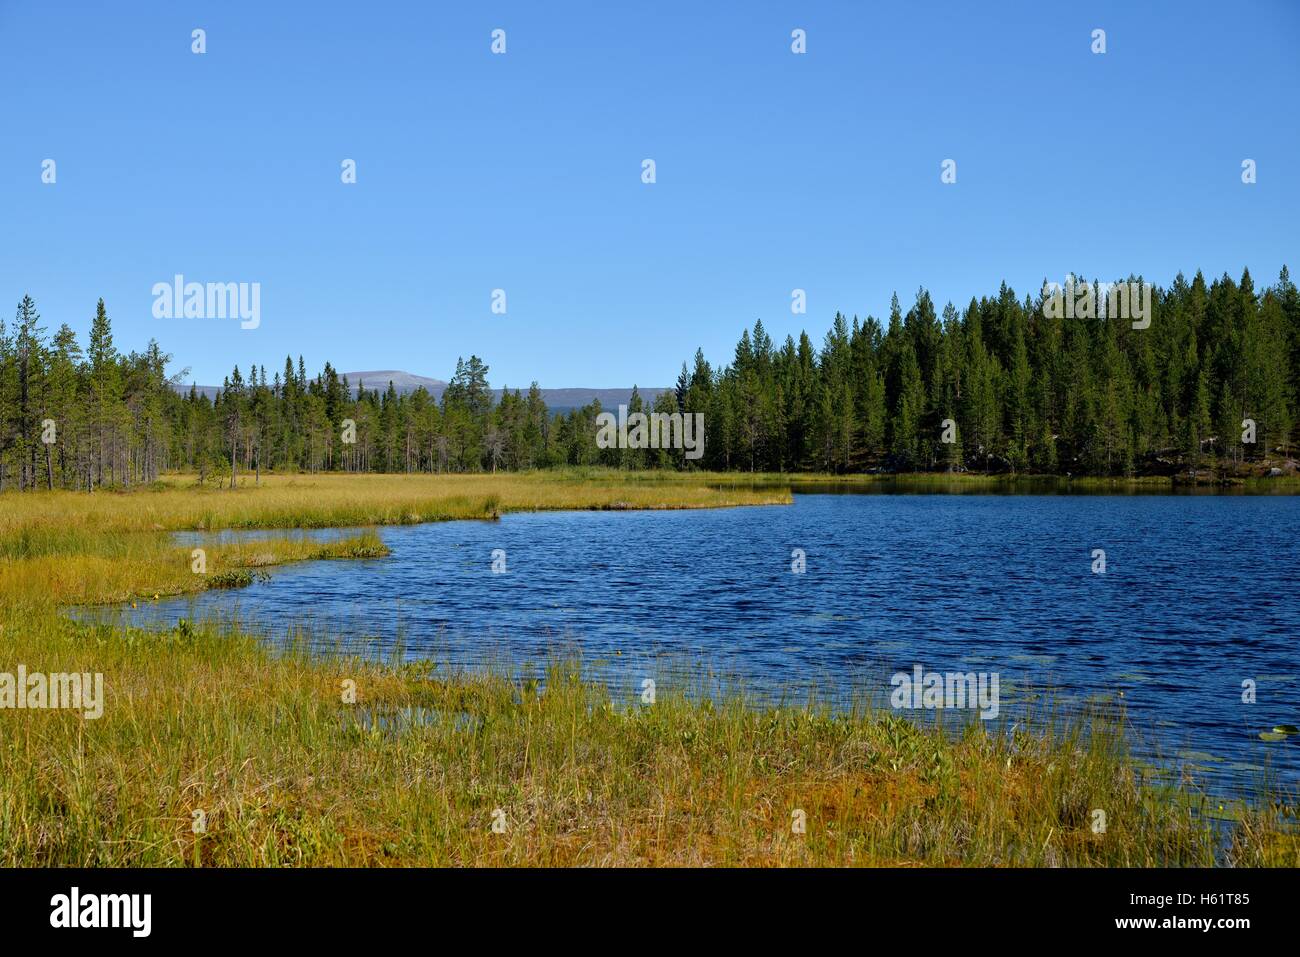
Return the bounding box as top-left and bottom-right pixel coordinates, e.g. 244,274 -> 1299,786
1258,731 -> 1288,742
1273,724 -> 1299,735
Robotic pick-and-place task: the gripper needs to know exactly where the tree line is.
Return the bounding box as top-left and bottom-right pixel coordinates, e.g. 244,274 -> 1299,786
672,267 -> 1297,475
1,266 -> 1296,490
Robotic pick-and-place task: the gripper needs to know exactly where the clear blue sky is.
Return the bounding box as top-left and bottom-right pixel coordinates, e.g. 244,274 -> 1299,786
2,0 -> 1296,390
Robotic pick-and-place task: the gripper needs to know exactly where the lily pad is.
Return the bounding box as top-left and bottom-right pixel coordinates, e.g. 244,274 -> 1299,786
1177,750 -> 1223,763
1258,731 -> 1289,742
1273,724 -> 1299,735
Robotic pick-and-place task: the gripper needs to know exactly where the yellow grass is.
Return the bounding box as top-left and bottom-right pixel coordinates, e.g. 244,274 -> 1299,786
1,469 -> 789,537
0,470 -> 789,607
0,470 -> 1294,866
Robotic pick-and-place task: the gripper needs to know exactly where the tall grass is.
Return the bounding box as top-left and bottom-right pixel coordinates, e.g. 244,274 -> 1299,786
0,471 -> 1294,866
4,610 -> 1294,866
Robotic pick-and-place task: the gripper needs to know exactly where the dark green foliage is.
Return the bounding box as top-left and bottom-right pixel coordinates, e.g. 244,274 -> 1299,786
670,268 -> 1297,475
1,267 -> 1295,486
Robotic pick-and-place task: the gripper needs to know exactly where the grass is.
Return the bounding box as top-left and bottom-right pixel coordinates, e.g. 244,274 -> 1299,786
0,528 -> 391,606
0,470 -> 789,607
2,610 -> 1295,866
0,469 -> 790,539
709,470 -> 1300,492
0,469 -> 1295,866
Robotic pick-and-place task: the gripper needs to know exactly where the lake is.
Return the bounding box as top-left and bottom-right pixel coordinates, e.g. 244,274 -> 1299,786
96,491 -> 1300,798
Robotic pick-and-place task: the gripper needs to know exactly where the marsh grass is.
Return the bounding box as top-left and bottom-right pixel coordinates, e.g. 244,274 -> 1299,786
0,471 -> 787,607
0,528 -> 391,606
0,471 -> 1295,866
711,471 -> 1300,492
0,470 -> 790,541
2,609 -> 1295,866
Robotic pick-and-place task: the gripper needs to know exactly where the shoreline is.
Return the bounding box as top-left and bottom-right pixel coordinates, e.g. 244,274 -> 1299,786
4,608 -> 1296,867
2,472 -> 1296,866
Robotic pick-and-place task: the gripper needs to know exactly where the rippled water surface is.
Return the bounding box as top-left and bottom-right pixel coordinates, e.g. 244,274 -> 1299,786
98,493 -> 1300,797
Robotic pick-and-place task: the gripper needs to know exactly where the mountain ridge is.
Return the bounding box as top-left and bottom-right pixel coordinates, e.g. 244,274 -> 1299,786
173,370 -> 671,412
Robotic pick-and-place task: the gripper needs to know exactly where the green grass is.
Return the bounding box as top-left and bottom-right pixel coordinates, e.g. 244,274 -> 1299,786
711,470 -> 1300,491
3,609 -> 1294,866
0,470 -> 1295,866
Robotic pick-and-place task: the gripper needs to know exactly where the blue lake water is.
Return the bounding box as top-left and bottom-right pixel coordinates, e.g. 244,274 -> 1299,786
94,492 -> 1300,798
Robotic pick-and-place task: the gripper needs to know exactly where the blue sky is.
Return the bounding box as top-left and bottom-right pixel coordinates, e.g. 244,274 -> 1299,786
1,0 -> 1296,389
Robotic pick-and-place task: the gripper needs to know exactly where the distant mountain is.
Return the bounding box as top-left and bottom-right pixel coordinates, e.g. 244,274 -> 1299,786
514,387 -> 673,413
171,370 -> 669,413
342,370 -> 447,394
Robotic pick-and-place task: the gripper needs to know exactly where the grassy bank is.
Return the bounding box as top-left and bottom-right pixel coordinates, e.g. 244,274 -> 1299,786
3,608 -> 1295,866
0,471 -> 1295,866
0,470 -> 792,539
0,471 -> 790,607
709,470 -> 1300,492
